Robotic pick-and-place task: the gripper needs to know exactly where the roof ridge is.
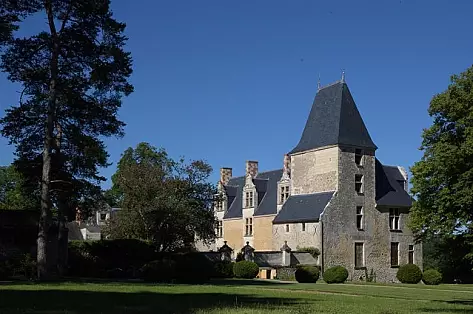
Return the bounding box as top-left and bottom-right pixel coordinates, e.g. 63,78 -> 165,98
318,80 -> 343,91
227,168 -> 283,181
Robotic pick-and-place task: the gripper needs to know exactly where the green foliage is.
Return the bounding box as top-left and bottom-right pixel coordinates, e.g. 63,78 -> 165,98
233,261 -> 259,279
103,142 -> 216,251
396,264 -> 422,284
410,65 -> 473,241
0,165 -> 38,210
296,246 -> 321,258
213,261 -> 234,278
295,266 -> 320,283
323,266 -> 349,284
422,269 -> 442,285
140,259 -> 176,282
68,239 -> 156,278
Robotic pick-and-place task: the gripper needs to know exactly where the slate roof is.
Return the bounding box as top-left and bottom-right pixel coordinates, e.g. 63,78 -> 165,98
290,81 -> 377,154
375,159 -> 413,208
273,192 -> 335,224
223,169 -> 283,219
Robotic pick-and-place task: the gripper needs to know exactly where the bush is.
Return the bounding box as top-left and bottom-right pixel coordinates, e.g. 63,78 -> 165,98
171,253 -> 214,282
295,266 -> 320,283
140,259 -> 176,282
233,261 -> 259,279
323,266 -> 348,283
422,269 -> 442,285
396,264 -> 422,284
213,261 -> 234,278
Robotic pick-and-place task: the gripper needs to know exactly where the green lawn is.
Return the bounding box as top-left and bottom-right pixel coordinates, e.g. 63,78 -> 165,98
1,279 -> 473,313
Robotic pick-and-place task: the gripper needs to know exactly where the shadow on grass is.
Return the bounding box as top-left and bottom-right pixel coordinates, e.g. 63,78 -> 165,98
0,288 -> 307,314
417,299 -> 473,313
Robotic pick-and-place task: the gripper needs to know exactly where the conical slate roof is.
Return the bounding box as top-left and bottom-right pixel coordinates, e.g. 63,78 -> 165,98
289,81 -> 377,154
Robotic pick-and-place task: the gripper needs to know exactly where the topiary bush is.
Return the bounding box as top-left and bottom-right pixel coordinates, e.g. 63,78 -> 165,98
422,269 -> 442,285
323,266 -> 349,283
396,264 -> 422,284
295,266 -> 320,283
233,261 -> 259,279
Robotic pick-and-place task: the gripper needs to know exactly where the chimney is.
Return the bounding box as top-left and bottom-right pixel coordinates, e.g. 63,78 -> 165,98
283,154 -> 291,177
220,167 -> 233,185
245,160 -> 258,178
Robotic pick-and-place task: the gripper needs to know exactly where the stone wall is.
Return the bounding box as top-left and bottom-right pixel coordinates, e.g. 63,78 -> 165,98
272,222 -> 321,252
290,146 -> 338,194
321,146 -> 421,283
253,215 -> 275,250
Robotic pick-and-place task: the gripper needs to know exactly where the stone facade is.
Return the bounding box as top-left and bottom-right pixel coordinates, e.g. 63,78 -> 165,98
197,79 -> 420,283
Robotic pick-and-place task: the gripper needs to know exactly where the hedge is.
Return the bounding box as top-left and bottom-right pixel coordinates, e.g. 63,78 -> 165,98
233,261 -> 259,279
396,264 -> 422,284
422,269 -> 442,285
295,266 -> 320,283
323,266 -> 348,283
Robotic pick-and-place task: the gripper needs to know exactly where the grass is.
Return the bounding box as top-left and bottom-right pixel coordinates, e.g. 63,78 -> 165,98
0,279 -> 473,313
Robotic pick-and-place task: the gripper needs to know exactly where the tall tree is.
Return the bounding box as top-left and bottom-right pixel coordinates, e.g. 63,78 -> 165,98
410,66 -> 473,245
104,143 -> 216,252
0,0 -> 133,279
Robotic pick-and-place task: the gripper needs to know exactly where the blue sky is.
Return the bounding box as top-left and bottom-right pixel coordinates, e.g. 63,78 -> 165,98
0,0 -> 472,188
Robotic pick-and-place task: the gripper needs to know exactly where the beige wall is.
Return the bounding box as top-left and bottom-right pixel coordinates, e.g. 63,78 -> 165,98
291,146 -> 339,195
223,219 -> 244,252
253,215 -> 275,251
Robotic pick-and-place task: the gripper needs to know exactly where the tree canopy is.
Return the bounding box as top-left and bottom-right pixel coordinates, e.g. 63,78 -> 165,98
0,164 -> 38,211
104,142 -> 216,252
410,65 -> 473,240
0,0 -> 133,279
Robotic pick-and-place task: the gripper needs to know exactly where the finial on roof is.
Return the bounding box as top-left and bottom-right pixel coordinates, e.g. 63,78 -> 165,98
317,74 -> 321,91
341,69 -> 346,83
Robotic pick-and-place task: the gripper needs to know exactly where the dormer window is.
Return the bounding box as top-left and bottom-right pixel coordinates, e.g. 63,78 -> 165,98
355,149 -> 363,166
397,180 -> 405,190
279,185 -> 290,204
245,191 -> 254,208
216,200 -> 223,212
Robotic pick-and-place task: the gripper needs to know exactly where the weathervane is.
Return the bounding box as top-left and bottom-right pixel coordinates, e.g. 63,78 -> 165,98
341,69 -> 346,83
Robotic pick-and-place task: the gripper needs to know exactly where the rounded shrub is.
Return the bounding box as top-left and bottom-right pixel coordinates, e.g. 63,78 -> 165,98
396,264 -> 422,284
233,261 -> 259,279
213,261 -> 234,278
295,266 -> 320,283
422,269 -> 442,285
323,266 -> 348,284
140,259 -> 176,282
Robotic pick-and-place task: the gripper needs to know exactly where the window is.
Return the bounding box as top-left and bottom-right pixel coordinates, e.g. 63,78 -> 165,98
100,213 -> 106,220
391,242 -> 399,267
216,200 -> 224,212
355,174 -> 363,194
245,218 -> 253,236
355,149 -> 363,166
389,208 -> 400,230
216,221 -> 223,238
302,222 -> 306,232
285,224 -> 290,232
355,242 -> 364,268
408,245 -> 414,264
280,185 -> 290,204
356,206 -> 363,230
245,191 -> 254,208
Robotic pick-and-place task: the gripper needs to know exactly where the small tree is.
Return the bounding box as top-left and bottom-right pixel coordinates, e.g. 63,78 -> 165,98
103,143 -> 216,251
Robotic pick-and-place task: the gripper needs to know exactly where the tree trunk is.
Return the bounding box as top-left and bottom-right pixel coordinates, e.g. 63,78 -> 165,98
37,0 -> 59,281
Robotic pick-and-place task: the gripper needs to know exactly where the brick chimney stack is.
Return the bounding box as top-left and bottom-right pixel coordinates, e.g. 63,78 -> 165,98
220,167 -> 233,185
245,160 -> 258,178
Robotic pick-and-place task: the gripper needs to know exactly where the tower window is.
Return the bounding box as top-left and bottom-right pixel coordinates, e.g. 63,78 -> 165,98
355,174 -> 363,194
245,191 -> 254,208
279,185 -> 290,204
245,218 -> 253,236
389,208 -> 400,230
356,206 -> 363,230
408,245 -> 414,264
391,242 -> 399,267
355,242 -> 364,268
355,149 -> 363,166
